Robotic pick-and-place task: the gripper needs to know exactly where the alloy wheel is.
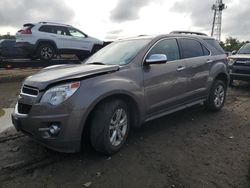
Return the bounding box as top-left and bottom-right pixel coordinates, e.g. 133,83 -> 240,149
109,108 -> 128,147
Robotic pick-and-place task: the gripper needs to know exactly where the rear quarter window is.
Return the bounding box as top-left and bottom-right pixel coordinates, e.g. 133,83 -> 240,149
204,39 -> 225,55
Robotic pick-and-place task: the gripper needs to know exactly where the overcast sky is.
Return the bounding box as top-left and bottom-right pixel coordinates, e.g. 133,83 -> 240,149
0,0 -> 249,41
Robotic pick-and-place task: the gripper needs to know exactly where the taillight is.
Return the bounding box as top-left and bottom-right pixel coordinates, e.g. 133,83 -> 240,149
20,28 -> 32,34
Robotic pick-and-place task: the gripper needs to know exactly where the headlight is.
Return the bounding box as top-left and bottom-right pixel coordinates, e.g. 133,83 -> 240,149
228,58 -> 235,66
40,82 -> 80,105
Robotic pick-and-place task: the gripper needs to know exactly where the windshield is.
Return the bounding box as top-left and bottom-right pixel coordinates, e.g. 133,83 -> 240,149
85,39 -> 151,65
238,43 -> 250,54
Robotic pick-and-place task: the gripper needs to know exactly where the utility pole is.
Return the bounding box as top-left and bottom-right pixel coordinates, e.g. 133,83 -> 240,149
211,0 -> 226,41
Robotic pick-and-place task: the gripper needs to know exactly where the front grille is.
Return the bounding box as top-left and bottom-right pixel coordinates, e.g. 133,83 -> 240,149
235,62 -> 250,67
234,69 -> 250,75
18,103 -> 32,114
21,85 -> 39,96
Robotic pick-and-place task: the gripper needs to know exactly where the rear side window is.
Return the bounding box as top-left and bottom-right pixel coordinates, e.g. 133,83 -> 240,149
204,39 -> 225,54
39,25 -> 53,33
179,38 -> 204,59
39,26 -> 69,36
147,38 -> 180,61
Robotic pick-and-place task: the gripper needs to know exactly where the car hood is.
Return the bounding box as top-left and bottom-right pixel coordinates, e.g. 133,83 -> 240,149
229,54 -> 250,60
24,64 -> 119,90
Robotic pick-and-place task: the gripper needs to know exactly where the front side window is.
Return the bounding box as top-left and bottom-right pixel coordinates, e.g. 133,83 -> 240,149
147,38 -> 180,61
179,38 -> 204,59
68,28 -> 86,38
54,26 -> 68,36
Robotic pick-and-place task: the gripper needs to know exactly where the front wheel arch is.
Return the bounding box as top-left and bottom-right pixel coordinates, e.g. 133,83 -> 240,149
80,94 -> 141,151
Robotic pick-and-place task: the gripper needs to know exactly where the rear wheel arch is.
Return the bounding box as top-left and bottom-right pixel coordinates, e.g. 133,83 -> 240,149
214,73 -> 229,87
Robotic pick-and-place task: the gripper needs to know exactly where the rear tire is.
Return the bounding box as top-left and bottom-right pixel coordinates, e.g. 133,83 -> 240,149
90,99 -> 130,155
37,44 -> 55,61
205,80 -> 226,112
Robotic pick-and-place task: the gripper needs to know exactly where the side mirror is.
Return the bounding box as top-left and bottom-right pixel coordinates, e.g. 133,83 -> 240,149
232,50 -> 237,55
145,54 -> 167,65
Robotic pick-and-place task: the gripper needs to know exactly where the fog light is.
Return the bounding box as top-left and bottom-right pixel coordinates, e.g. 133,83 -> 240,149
49,124 -> 60,136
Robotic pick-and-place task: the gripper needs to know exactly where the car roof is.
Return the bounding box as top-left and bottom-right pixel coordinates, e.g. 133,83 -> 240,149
118,33 -> 215,42
24,22 -> 73,27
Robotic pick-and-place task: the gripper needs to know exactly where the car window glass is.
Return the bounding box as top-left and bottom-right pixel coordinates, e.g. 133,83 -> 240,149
202,45 -> 210,56
68,28 -> 86,38
204,39 -> 225,54
54,26 -> 67,36
39,25 -> 53,33
179,38 -> 204,58
85,39 -> 150,65
147,39 -> 180,61
238,43 -> 250,54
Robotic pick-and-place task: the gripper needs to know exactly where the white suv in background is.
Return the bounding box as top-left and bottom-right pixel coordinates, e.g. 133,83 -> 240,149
16,22 -> 104,60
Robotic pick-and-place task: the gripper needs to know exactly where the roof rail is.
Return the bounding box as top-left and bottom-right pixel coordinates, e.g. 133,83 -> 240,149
38,22 -> 72,27
170,31 -> 208,36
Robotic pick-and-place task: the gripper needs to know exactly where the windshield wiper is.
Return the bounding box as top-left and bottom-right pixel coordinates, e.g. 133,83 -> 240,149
88,62 -> 106,65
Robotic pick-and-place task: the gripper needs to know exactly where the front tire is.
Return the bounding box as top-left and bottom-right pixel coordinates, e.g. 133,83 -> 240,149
205,80 -> 226,112
90,100 -> 130,155
37,44 -> 55,61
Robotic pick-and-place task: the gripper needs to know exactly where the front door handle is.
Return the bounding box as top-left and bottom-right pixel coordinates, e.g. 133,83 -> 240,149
177,66 -> 186,71
207,59 -> 213,63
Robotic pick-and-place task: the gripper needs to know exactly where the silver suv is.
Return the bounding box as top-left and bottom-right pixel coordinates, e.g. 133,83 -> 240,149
16,22 -> 104,60
12,32 -> 229,154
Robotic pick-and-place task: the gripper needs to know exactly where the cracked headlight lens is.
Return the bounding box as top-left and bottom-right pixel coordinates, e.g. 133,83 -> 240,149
41,82 -> 80,105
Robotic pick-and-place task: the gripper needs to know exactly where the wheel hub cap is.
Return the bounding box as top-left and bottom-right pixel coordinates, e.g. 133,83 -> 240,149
41,47 -> 53,59
109,108 -> 128,147
214,85 -> 225,108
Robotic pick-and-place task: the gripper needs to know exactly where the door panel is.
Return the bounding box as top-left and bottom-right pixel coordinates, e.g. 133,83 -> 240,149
184,57 -> 210,98
67,28 -> 92,51
143,60 -> 188,114
178,38 -> 210,100
143,38 -> 189,115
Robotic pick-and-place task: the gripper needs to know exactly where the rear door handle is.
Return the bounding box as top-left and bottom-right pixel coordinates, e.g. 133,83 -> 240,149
207,59 -> 213,63
177,66 -> 186,71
